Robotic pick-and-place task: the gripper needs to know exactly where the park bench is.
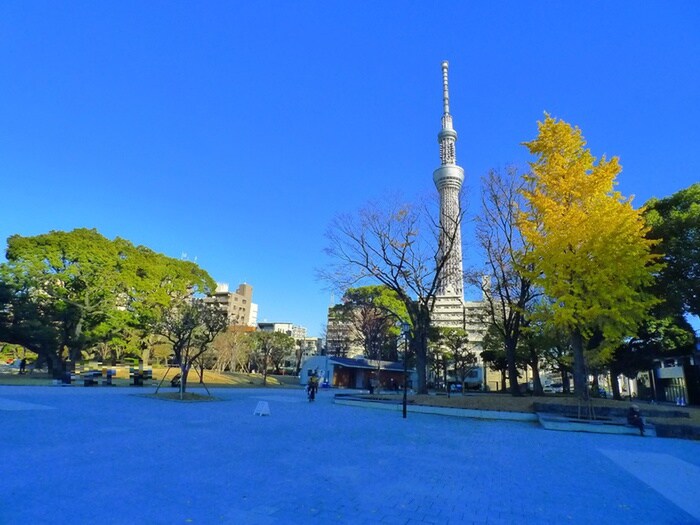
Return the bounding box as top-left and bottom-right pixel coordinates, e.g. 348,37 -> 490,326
55,372 -> 79,385
130,366 -> 152,386
81,370 -> 101,386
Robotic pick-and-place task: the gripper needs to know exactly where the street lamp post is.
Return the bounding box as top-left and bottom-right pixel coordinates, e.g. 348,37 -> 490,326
401,322 -> 410,419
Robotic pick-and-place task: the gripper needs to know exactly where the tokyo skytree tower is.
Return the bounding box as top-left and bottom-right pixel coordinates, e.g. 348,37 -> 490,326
432,61 -> 465,299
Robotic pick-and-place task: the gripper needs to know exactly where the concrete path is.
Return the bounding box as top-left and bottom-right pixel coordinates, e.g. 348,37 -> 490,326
1,386 -> 698,524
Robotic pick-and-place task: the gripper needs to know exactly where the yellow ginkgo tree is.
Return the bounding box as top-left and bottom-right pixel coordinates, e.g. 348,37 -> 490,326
519,115 -> 660,400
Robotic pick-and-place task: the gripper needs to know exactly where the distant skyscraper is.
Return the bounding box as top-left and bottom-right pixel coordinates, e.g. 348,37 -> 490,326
432,62 -> 466,331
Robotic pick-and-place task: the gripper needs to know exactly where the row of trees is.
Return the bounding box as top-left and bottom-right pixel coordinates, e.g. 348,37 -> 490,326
0,228 -> 217,382
0,228 -> 297,392
477,118 -> 698,399
324,115 -> 699,400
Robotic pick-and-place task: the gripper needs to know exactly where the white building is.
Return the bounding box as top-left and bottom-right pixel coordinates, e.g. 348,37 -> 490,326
257,322 -> 307,339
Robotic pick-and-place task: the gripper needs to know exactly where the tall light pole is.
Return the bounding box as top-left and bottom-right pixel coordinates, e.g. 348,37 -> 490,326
401,322 -> 410,419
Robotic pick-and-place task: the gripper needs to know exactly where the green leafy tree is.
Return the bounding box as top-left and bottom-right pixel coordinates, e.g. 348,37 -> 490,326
521,303 -> 573,395
251,331 -> 295,385
598,184 -> 700,400
437,327 -> 476,391
609,313 -> 695,400
338,286 -> 406,361
643,183 -> 700,318
0,270 -> 62,373
427,339 -> 452,390
0,228 -> 215,378
519,115 -> 660,400
0,229 -> 125,374
480,325 -> 509,392
269,333 -> 296,374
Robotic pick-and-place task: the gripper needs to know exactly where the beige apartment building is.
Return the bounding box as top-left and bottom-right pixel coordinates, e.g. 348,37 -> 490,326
205,283 -> 258,327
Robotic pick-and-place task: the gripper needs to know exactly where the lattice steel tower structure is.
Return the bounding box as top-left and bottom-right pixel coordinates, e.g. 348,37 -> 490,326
433,60 -> 465,300
430,62 -> 489,389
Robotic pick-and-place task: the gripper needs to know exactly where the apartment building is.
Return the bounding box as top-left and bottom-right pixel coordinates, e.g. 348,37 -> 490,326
204,282 -> 258,327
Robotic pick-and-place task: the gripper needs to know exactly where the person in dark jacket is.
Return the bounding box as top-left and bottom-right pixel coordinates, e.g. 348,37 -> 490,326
627,404 -> 645,436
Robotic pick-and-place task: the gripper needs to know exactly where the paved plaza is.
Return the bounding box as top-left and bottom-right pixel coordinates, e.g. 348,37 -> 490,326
1,386 -> 698,524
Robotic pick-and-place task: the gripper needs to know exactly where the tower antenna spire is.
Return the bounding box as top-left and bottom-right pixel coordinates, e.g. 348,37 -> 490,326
440,61 -> 453,133
442,60 -> 450,116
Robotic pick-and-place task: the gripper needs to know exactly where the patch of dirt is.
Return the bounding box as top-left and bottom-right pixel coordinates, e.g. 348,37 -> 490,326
141,392 -> 219,402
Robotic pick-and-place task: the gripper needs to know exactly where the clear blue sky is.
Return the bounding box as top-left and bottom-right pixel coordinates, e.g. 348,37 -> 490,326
2,2 -> 698,337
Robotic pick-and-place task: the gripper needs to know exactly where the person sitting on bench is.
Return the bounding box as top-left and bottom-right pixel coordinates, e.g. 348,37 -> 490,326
627,404 -> 645,436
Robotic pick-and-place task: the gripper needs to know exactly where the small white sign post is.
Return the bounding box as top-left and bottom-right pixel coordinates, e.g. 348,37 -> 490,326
253,401 -> 271,416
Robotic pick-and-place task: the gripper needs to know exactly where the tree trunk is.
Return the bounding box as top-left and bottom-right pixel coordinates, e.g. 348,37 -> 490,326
571,329 -> 589,401
262,353 -> 269,386
610,369 -> 622,400
529,350 -> 543,396
505,336 -> 521,396
141,347 -> 151,367
560,366 -> 571,394
411,336 -> 426,394
411,311 -> 431,395
294,349 -> 303,376
591,374 -> 600,396
47,352 -> 64,380
69,317 -> 84,363
500,370 -> 507,392
180,364 -> 190,395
